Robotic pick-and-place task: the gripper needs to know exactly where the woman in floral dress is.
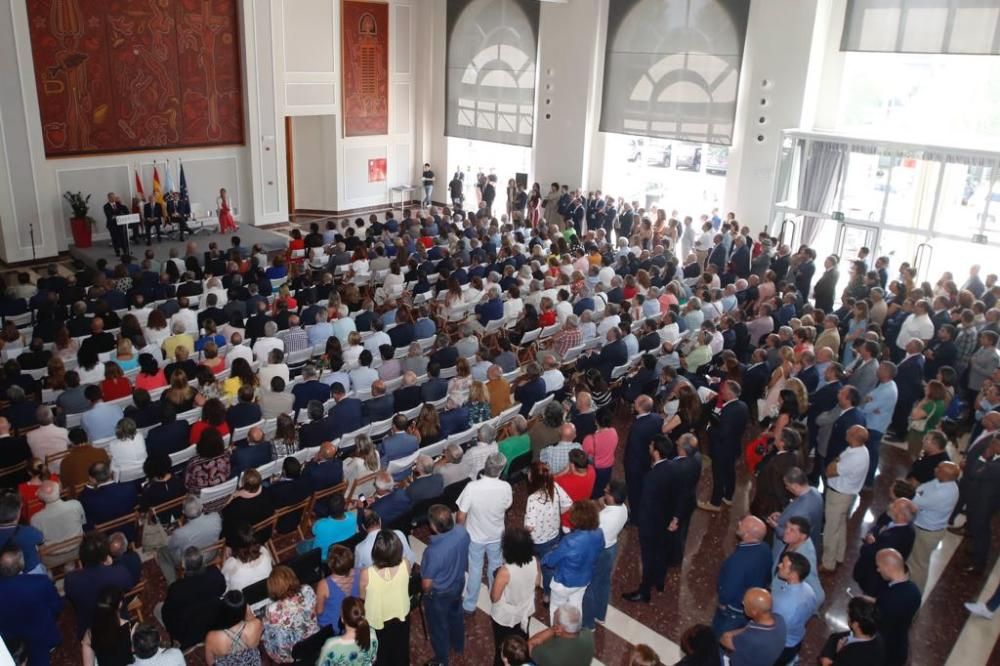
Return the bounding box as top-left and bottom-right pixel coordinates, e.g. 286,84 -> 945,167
261,566 -> 320,663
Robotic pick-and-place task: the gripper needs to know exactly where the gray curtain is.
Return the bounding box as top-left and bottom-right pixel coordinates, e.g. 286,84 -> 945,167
842,0 -> 1000,55
798,141 -> 847,246
599,0 -> 750,146
445,0 -> 539,147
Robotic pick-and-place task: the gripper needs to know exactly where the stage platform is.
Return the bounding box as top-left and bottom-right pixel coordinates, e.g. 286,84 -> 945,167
69,223 -> 292,270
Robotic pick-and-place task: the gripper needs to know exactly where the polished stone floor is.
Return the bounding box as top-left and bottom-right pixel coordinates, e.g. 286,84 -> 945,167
46,405 -> 1000,665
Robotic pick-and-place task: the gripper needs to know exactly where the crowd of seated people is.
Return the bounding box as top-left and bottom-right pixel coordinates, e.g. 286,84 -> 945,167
0,196 -> 996,665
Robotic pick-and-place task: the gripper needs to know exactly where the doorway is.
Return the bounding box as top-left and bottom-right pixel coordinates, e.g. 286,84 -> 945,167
833,221 -> 880,295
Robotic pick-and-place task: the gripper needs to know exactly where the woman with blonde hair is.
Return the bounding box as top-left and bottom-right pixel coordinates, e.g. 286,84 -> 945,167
467,380 -> 492,424
447,357 -> 473,405
344,434 -> 380,486
44,357 -> 67,391
113,338 -> 138,372
761,346 -> 795,420
343,331 -> 364,369
161,369 -> 196,412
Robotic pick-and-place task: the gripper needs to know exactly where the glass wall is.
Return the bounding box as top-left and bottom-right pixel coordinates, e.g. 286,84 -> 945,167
772,131 -> 1000,282
446,137 -> 532,213
601,133 -> 728,216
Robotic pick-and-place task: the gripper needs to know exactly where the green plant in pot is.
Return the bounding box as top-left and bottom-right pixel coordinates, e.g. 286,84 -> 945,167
64,191 -> 97,249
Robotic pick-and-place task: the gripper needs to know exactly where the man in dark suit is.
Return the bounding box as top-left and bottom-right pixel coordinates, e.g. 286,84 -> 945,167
78,462 -> 139,542
362,381 -> 395,423
439,401 -> 471,437
853,499 -> 916,596
304,442 -> 344,492
394,372 -> 423,413
103,193 -> 131,256
291,365 -> 329,415
707,234 -> 727,272
579,327 -> 629,382
807,364 -> 845,458
229,427 -> 272,479
299,401 -> 335,449
79,318 -> 116,356
873,549 -> 921,666
923,323 -> 958,380
421,363 -> 449,402
623,435 -> 678,602
796,351 -> 820,394
963,434 -> 1000,574
197,294 -> 227,332
728,236 -> 751,281
268,457 -> 313,532
793,248 -> 816,299
329,383 -> 364,438
889,340 -> 925,440
429,335 -> 459,369
368,470 -> 412,527
811,255 -> 839,314
64,532 -> 140,638
161,546 -> 225,649
699,381 -> 750,511
165,191 -> 193,241
623,396 -> 664,523
513,363 -> 547,418
825,386 -> 867,464
145,405 -> 189,458
226,385 -> 263,431
141,196 -> 163,245
666,433 -> 702,568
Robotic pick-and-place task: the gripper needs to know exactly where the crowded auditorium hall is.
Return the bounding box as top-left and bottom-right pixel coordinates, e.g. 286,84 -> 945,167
1,0 -> 1000,665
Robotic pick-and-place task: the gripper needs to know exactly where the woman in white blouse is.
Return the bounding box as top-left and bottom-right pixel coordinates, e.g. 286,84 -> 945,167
503,285 -> 524,323
144,310 -> 171,348
107,417 -> 147,472
490,526 -> 540,657
523,461 -> 570,604
342,331 -> 364,369
222,523 -> 274,592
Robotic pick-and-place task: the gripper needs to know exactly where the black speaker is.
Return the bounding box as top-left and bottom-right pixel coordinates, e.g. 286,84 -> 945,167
515,172 -> 528,189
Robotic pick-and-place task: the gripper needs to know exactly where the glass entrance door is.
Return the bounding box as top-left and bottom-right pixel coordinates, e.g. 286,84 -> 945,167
833,222 -> 880,296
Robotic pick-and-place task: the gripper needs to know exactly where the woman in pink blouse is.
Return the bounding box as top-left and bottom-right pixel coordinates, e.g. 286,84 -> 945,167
581,408 -> 618,499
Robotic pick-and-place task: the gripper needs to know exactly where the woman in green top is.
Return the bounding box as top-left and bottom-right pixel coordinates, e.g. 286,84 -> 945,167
906,379 -> 948,458
316,597 -> 378,666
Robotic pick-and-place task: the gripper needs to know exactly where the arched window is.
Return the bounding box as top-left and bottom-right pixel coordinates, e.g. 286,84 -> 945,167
446,0 -> 540,147
599,0 -> 750,145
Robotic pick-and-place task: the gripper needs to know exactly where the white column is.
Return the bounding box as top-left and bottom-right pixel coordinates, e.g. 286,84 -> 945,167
532,0 -> 606,191
724,0 -> 834,231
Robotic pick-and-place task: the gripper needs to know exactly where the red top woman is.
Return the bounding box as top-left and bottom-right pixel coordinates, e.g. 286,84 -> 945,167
217,187 -> 238,233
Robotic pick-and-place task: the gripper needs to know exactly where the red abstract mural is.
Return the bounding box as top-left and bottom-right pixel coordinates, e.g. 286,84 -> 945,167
27,0 -> 244,157
342,0 -> 389,137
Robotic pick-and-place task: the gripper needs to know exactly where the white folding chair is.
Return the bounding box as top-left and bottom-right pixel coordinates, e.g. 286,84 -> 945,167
200,478 -> 238,509
527,394 -> 555,419
169,446 -> 197,468
230,419 -> 265,446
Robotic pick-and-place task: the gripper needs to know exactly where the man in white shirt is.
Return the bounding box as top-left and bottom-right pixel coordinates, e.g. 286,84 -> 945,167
349,350 -> 379,395
908,461 -> 960,592
596,304 -> 621,338
257,349 -> 290,390
457,452 -> 512,613
462,424 -> 499,479
540,354 -> 565,394
251,321 -> 284,362
26,406 -> 69,462
582,478 -> 629,628
363,321 -> 392,355
170,298 -> 199,340
330,311 -> 357,344
308,309 -> 335,347
225,332 -> 254,368
895,299 -> 935,352
821,424 -> 870,571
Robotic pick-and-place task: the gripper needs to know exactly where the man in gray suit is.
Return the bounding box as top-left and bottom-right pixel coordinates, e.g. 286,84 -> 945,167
767,467 -> 824,556
156,495 -> 222,584
846,340 -> 880,398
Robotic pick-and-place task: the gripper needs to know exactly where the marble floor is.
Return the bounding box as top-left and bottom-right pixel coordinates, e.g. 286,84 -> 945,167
38,404 -> 1000,666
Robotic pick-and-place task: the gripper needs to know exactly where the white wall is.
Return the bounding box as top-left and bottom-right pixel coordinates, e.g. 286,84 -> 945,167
0,0 -> 289,263
282,0 -> 417,212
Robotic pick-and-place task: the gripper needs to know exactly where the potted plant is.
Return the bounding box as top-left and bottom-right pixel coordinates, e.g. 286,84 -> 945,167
63,191 -> 96,248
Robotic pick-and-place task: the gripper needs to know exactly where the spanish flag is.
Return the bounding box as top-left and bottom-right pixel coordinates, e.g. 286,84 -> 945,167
152,162 -> 165,207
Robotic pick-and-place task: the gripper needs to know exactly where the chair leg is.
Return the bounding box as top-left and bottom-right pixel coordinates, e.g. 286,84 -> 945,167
419,600 -> 429,640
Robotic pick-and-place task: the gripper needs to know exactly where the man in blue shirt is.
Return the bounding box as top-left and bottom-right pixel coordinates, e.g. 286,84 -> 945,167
368,471 -> 411,527
771,551 -> 817,664
860,361 -> 899,487
292,364 -> 330,414
473,286 -> 504,330
380,415 -> 419,479
421,505 -> 471,666
0,545 -> 63,665
721,588 -> 787,666
80,385 -> 125,442
712,515 -> 773,637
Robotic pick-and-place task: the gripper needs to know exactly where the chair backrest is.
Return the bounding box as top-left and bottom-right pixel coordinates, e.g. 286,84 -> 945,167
446,426 -> 479,449
115,463 -> 147,484
230,419 -> 265,446
254,460 -> 279,483
94,511 -> 141,543
527,394 -> 555,419
386,450 -> 420,477
497,403 -> 522,427
610,363 -> 630,380
401,405 -> 423,422
169,446 -> 197,469
439,365 -> 458,379
199,477 -> 238,508
368,417 -> 394,439
429,396 -> 449,410
519,328 -> 542,345
178,407 -> 201,424
347,472 -> 378,500
539,324 -> 561,340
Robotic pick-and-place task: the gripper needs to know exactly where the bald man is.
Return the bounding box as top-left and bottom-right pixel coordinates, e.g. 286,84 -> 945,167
720,587 -> 787,666
907,461 -> 959,592
821,424 -> 870,571
854,498 -> 916,596
872,549 -> 921,666
712,516 -> 773,637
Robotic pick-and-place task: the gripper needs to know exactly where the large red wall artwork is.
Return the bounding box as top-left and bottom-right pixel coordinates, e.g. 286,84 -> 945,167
342,0 -> 389,137
27,0 -> 244,157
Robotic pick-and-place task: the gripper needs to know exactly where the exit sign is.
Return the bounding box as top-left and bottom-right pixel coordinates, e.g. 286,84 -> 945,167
832,211 -> 845,222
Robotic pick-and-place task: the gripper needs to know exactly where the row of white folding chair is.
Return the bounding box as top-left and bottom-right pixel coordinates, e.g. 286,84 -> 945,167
527,394 -> 555,419
230,419 -> 265,445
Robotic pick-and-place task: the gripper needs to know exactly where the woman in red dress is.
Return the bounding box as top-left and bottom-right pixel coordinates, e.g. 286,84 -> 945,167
217,187 -> 238,233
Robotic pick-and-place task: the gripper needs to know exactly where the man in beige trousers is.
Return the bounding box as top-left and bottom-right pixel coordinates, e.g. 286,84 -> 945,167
821,425 -> 870,571
908,461 -> 960,592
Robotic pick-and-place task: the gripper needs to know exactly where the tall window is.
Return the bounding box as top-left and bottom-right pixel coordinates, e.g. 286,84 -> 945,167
599,0 -> 750,145
446,0 -> 539,147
